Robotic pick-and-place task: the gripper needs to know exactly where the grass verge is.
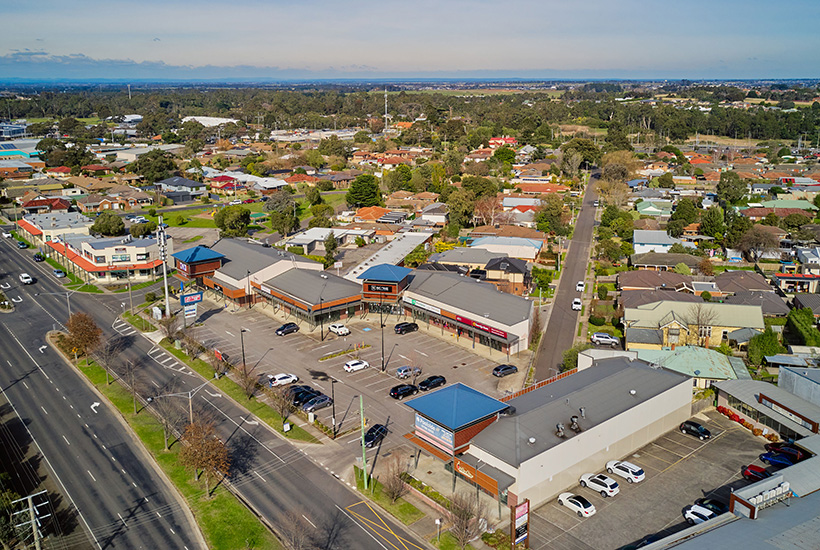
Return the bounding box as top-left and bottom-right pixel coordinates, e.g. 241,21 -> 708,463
113,280 -> 157,293
353,466 -> 424,526
432,532 -> 475,550
159,340 -> 319,444
182,235 -> 204,244
75,358 -> 281,550
123,311 -> 157,332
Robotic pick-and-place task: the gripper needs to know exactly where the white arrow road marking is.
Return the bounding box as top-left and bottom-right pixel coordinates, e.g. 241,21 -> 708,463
38,345 -> 47,354
242,416 -> 259,425
11,296 -> 22,303
0,283 -> 10,289
90,402 -> 100,413
204,390 -> 222,398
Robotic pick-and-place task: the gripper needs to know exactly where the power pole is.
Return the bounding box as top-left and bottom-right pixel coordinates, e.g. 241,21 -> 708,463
158,216 -> 171,319
360,394 -> 368,490
12,490 -> 49,550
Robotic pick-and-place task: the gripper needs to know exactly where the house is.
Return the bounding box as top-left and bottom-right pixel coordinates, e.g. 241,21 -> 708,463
623,300 -> 765,351
721,291 -> 788,317
428,248 -> 505,271
792,294 -> 820,318
483,257 -> 531,296
633,230 -> 695,254
21,197 -> 71,214
354,206 -> 392,223
514,182 -> 569,195
0,160 -> 36,179
636,200 -> 674,217
46,166 -> 71,177
618,289 -> 702,310
318,170 -> 362,189
617,270 -> 692,292
419,202 -> 448,226
501,196 -> 542,211
158,176 -> 206,196
630,252 -> 702,272
632,218 -> 661,231
773,273 -> 820,294
715,271 -> 772,294
759,199 -> 818,213
286,227 -> 375,255
635,346 -> 751,389
470,236 -> 543,261
78,194 -> 131,213
488,137 -> 517,148
470,225 -> 544,240
740,207 -> 810,221
378,157 -> 411,169
65,175 -> 115,193
80,164 -> 113,175
284,173 -> 322,187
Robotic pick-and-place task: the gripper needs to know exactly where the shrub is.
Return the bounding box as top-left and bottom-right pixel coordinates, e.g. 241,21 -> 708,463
148,208 -> 157,217
287,245 -> 305,255
588,315 -> 606,326
597,286 -> 609,300
145,292 -> 157,303
753,428 -> 763,437
765,432 -> 779,442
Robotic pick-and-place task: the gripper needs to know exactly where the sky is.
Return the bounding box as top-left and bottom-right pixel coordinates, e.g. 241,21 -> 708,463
2,0 -> 819,81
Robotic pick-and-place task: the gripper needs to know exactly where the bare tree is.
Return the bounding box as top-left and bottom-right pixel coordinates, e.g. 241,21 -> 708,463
92,336 -> 124,385
178,421 -> 231,498
448,491 -> 486,550
278,511 -> 312,550
234,360 -> 258,400
560,150 -> 582,179
150,380 -> 186,450
687,303 -> 719,347
473,196 -> 513,227
208,349 -> 226,377
265,385 -> 295,421
115,359 -> 143,414
180,330 -> 203,359
739,224 -> 778,263
156,313 -> 180,341
66,312 -> 102,356
381,456 -> 408,504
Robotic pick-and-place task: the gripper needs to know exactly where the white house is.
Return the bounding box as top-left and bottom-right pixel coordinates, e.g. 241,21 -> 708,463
633,230 -> 695,254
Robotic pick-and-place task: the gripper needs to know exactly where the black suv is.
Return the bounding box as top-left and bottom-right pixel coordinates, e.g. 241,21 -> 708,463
276,322 -> 299,336
364,424 -> 388,448
292,388 -> 320,406
680,420 -> 711,440
33,254 -> 45,262
389,384 -> 418,400
418,375 -> 446,391
394,322 -> 418,335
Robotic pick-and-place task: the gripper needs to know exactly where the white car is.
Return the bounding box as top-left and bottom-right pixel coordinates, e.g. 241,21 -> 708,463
343,359 -> 369,373
683,505 -> 716,525
229,199 -> 242,205
19,273 -> 33,285
329,323 -> 350,336
2,231 -> 12,238
606,460 -> 645,483
576,281 -> 585,292
579,473 -> 620,497
571,298 -> 582,311
268,373 -> 298,387
557,492 -> 596,518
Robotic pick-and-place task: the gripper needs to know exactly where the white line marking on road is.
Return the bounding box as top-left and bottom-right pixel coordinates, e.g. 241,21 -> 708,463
242,416 -> 258,425
398,354 -> 408,360
144,497 -> 148,502
91,402 -> 100,413
111,456 -> 116,462
40,406 -> 48,415
416,350 -> 428,357
69,404 -> 74,409
22,381 -> 28,389
335,505 -> 389,550
254,471 -> 266,483
160,356 -> 173,364
151,380 -> 159,387
156,511 -> 162,518
225,330 -> 234,337
202,397 -> 285,463
170,528 -> 176,535
117,513 -> 126,526
62,435 -> 70,445
121,469 -> 126,475
87,470 -> 96,482
302,514 -> 317,528
6,361 -> 11,367
132,482 -> 137,488
204,390 -> 222,398
11,296 -> 21,303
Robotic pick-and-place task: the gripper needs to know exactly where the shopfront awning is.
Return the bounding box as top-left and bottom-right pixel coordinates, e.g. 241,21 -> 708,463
403,433 -> 452,462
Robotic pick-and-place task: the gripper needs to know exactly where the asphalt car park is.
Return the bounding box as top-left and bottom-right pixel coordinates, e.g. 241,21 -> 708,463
192,304 -> 512,455
527,410 -> 764,550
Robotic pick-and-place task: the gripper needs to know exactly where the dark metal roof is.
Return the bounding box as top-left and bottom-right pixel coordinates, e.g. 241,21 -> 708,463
625,327 -> 664,345
260,268 -> 361,307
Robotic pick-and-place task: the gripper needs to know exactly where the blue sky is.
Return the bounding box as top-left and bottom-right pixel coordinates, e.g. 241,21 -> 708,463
2,0 -> 819,80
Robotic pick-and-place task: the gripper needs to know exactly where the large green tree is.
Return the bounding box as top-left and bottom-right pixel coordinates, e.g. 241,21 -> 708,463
700,206 -> 725,239
561,138 -> 601,168
346,175 -> 381,207
670,198 -> 699,225
535,194 -> 569,235
716,171 -> 746,204
91,211 -> 126,236
131,149 -> 177,183
214,205 -> 251,237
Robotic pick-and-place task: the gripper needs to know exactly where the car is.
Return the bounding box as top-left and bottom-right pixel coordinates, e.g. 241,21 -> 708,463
32,253 -> 44,262
275,322 -> 299,336
680,420 -> 711,440
343,359 -> 369,373
394,322 -> 419,335
2,231 -> 12,238
418,375 -> 446,391
132,217 -> 148,224
683,504 -> 715,525
302,394 -> 333,413
606,460 -> 645,483
328,323 -> 350,336
591,332 -> 619,347
571,298 -> 582,311
17,241 -> 27,249
268,373 -> 298,387
742,464 -> 772,482
19,273 -> 33,285
364,424 -> 388,448
694,498 -> 729,515
396,366 -> 422,379
389,384 -> 418,400
492,364 -> 518,377
292,388 -> 321,407
579,473 -> 620,497
576,281 -> 585,292
284,384 -> 312,398
759,452 -> 796,467
125,214 -> 137,221
53,269 -> 66,278
764,444 -> 807,463
557,492 -> 596,518
229,199 -> 242,205
242,199 -> 255,204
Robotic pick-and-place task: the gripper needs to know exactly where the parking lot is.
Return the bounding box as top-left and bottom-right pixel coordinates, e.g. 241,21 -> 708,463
190,300 -> 518,457
528,410 -> 766,550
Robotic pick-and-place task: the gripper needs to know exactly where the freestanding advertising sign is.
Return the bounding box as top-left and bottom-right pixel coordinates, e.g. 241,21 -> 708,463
511,499 -> 530,547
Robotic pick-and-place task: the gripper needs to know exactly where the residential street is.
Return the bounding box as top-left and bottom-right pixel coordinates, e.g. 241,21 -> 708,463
533,178 -> 598,380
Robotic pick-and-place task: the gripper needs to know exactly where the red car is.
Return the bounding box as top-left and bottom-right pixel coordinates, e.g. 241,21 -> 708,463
242,199 -> 255,203
742,464 -> 771,482
764,443 -> 807,462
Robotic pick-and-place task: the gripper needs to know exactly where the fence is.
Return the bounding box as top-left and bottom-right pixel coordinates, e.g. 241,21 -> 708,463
502,368 -> 578,402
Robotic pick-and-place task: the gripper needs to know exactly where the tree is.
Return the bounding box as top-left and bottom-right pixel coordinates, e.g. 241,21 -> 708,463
91,211 -> 126,236
687,303 -> 719,347
92,336 -> 124,385
180,330 -> 203,359
234,355 -> 258,401
317,135 -> 351,158
726,216 -> 753,249
535,194 -> 569,235
66,312 -> 101,356
604,121 -> 632,152
747,327 -> 785,366
492,146 -> 515,164
384,164 -> 413,192
310,203 -> 334,219
717,171 -> 746,204
303,149 -> 325,170
131,149 -> 177,183
178,421 -> 231,498
601,205 -> 621,227
700,206 -> 725,239
600,150 -> 639,182
346,175 -> 381,207
473,196 -> 511,227
561,137 -> 601,168
596,238 -> 622,262
214,205 -> 251,237
157,313 -> 180,341
382,456 -> 409,504
560,150 -> 582,178
447,491 -> 486,550
670,198 -> 699,225
698,257 -> 715,276
305,186 -> 323,206
446,188 -> 476,228
674,262 -> 692,275
461,176 -> 497,199
270,211 -> 300,235
278,512 -> 312,550
266,386 -> 295,422
130,220 -> 157,238
324,231 -> 338,268
307,215 -> 332,228
782,212 -> 811,232
739,225 -> 778,262
115,358 -> 143,414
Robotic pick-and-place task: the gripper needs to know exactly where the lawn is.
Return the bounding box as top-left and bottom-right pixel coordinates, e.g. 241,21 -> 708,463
10,231 -> 32,248
113,280 -> 157,293
432,532 -> 476,550
159,341 -> 319,444
122,311 -> 157,332
76,359 -> 281,550
182,235 -> 204,244
353,467 -> 424,526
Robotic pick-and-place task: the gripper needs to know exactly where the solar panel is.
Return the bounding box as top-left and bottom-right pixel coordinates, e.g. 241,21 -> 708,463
0,144 -> 16,150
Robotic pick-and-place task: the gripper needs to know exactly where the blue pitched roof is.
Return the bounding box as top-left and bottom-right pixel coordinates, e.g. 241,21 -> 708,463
356,264 -> 412,282
172,245 -> 225,264
405,383 -> 507,431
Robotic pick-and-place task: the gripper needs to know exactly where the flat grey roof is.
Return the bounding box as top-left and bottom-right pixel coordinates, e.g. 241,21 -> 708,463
429,247 -> 504,265
344,231 -> 433,281
470,358 -> 689,467
405,271 -> 532,327
260,268 -> 361,306
210,238 -> 318,279
715,379 -> 820,437
781,366 -> 820,384
24,212 -> 94,231
625,327 -> 663,345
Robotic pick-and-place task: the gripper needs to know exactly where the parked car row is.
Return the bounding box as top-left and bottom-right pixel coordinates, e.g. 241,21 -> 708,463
558,459 -> 647,519
741,441 -> 810,482
283,384 -> 333,412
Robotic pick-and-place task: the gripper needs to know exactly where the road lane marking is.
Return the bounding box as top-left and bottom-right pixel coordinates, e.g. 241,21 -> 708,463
40,406 -> 48,415
302,514 -> 316,528
253,471 -> 267,483
22,381 -> 28,389
62,435 -> 70,445
117,513 -> 127,526
87,470 -> 96,482
225,331 -> 234,337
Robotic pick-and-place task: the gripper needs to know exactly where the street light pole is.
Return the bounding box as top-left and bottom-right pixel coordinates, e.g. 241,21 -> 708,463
319,296 -> 324,342
240,328 -> 247,372
148,378 -> 216,424
380,292 -> 385,372
34,290 -> 76,319
330,378 -> 336,438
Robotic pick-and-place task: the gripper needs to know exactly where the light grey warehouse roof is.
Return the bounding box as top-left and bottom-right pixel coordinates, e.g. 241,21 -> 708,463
210,239 -> 317,279
471,358 -> 689,467
715,379 -> 820,438
260,268 -> 361,306
405,271 -> 532,327
428,247 -> 504,265
24,212 -> 94,231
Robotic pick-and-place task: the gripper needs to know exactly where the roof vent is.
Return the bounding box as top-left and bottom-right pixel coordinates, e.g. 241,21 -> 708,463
527,437 -> 536,445
629,389 -> 637,396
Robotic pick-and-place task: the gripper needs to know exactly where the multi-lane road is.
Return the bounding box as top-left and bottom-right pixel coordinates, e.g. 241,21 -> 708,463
1,231 -> 426,550
0,236 -> 205,549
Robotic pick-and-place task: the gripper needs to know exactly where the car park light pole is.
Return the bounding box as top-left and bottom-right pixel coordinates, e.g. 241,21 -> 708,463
330,378 -> 336,438
34,289 -> 78,318
240,328 -> 247,372
148,378 -> 217,424
379,291 -> 385,372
